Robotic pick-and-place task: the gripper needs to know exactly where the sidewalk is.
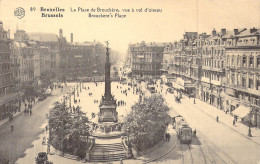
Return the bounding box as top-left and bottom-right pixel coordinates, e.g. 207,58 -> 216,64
133,125 -> 178,163
0,100 -> 28,128
0,87 -> 61,128
182,95 -> 260,145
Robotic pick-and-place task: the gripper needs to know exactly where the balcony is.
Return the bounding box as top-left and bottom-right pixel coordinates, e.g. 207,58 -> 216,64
201,77 -> 210,83
211,80 -> 221,86
202,66 -> 225,72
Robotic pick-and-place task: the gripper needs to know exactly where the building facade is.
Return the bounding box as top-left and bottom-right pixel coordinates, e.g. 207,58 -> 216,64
161,27 -> 260,128
59,31 -> 105,81
225,28 -> 260,128
129,41 -> 166,79
0,21 -> 19,121
28,32 -> 60,80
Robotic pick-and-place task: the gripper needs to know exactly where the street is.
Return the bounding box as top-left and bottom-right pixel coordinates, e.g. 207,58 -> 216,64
0,86 -> 71,164
1,82 -> 259,164
160,84 -> 260,164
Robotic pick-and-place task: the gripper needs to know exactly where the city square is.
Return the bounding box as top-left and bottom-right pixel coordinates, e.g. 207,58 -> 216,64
1,0 -> 260,163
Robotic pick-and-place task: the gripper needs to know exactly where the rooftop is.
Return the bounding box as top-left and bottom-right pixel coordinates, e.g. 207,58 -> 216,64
28,33 -> 59,42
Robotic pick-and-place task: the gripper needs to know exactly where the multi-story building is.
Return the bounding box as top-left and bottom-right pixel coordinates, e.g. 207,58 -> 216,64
0,21 -> 19,121
198,29 -> 231,110
129,41 -> 166,79
28,32 -> 60,79
161,27 -> 260,128
13,30 -> 35,93
165,32 -> 197,95
225,28 -> 260,128
59,30 -> 106,81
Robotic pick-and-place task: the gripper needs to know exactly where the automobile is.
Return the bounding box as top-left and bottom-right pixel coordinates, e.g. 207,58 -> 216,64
35,152 -> 48,164
167,87 -> 174,94
38,94 -> 47,101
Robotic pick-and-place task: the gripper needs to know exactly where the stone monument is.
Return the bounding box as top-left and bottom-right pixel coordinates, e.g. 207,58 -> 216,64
98,41 -> 118,123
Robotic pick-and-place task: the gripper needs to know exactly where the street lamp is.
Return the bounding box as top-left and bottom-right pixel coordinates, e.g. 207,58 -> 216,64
74,87 -> 76,102
248,107 -> 252,137
77,85 -> 79,97
193,89 -> 196,104
69,91 -> 71,108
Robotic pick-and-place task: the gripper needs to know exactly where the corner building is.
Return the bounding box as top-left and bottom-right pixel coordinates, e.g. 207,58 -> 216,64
225,28 -> 260,128
129,41 -> 166,79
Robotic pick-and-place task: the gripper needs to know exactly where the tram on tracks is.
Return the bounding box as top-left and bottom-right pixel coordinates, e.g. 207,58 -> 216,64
172,115 -> 192,144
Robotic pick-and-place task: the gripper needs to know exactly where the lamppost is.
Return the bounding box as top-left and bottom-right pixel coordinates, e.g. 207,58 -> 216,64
248,106 -> 252,137
73,87 -> 76,102
69,90 -> 71,109
193,89 -> 196,104
77,85 -> 79,97
80,81 -> 82,92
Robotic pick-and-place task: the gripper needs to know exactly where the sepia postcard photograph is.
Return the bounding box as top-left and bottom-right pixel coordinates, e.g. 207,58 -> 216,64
0,0 -> 259,163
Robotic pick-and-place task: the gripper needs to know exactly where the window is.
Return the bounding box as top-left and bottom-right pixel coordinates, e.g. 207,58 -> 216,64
249,56 -> 254,67
231,74 -> 235,85
257,80 -> 260,90
242,56 -> 246,66
249,78 -> 254,89
237,55 -> 240,65
258,57 -> 260,67
242,77 -> 246,87
232,55 -> 234,65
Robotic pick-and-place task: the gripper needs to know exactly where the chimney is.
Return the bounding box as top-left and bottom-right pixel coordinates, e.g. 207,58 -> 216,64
234,29 -> 239,35
71,33 -> 73,43
59,29 -> 63,38
212,28 -> 216,36
250,28 -> 257,33
221,28 -> 226,36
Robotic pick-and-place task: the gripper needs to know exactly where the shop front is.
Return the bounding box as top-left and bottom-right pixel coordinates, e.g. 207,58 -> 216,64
0,92 -> 20,121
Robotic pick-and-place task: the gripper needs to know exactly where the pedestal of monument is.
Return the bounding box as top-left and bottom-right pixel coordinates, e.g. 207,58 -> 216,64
98,97 -> 118,123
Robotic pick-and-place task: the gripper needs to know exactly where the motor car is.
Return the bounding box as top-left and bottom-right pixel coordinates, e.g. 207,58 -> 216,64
167,87 -> 174,93
38,94 -> 47,101
35,152 -> 48,164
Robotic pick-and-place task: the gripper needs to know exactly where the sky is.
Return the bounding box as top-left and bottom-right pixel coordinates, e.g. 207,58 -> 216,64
0,0 -> 260,56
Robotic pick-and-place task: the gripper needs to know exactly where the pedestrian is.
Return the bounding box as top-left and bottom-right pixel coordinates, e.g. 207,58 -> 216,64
10,125 -> 14,133
42,137 -> 46,145
47,144 -> 50,154
168,133 -> 171,141
216,116 -> 219,122
233,120 -> 236,126
193,129 -> 196,138
46,125 -> 48,133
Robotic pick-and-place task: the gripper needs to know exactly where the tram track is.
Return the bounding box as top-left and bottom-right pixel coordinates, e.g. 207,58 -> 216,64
179,140 -> 193,164
197,139 -> 208,164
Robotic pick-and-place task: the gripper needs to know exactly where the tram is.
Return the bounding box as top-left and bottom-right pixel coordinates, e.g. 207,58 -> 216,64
173,116 -> 192,144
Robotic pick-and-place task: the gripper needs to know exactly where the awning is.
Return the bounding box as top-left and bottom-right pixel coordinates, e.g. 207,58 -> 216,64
0,92 -> 20,106
232,105 -> 250,118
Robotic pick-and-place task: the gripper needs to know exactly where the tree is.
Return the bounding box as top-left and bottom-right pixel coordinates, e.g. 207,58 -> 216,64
49,101 -> 90,156
125,94 -> 171,151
